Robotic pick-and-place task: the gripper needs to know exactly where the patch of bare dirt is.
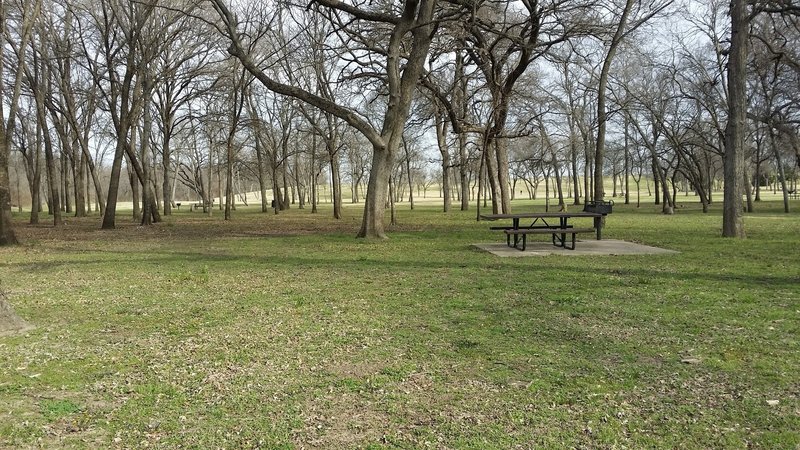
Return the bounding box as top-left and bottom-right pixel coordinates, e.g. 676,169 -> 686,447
295,392 -> 391,448
327,361 -> 385,379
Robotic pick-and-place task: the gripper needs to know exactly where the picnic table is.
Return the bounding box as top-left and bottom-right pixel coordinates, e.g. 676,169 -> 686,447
480,211 -> 605,251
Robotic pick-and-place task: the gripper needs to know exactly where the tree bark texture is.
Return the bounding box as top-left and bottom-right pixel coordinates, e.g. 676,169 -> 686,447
0,142 -> 16,245
722,0 -> 747,238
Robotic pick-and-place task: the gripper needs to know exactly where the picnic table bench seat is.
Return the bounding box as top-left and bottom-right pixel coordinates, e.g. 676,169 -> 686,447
503,227 -> 596,251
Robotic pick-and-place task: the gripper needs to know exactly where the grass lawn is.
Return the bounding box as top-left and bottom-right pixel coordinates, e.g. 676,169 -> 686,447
0,198 -> 798,448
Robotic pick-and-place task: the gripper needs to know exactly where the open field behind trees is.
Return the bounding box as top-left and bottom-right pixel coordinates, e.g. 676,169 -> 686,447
1,200 -> 799,448
9,179 -> 798,213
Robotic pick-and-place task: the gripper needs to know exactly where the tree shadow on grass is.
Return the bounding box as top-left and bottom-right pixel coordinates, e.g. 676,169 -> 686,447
10,245 -> 800,292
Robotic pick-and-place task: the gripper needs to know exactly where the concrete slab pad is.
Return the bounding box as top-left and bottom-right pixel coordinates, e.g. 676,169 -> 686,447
472,239 -> 678,257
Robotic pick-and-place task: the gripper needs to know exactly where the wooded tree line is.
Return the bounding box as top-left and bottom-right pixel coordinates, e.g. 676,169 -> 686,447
1,0 -> 798,244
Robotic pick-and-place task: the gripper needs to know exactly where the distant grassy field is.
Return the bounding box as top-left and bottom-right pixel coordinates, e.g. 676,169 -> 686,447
1,198 -> 798,448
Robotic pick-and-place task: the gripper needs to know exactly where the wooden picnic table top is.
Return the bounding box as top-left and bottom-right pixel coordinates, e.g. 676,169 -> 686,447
479,211 -> 603,221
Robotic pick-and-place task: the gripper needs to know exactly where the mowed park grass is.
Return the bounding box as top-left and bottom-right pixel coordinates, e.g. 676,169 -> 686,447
0,193 -> 798,449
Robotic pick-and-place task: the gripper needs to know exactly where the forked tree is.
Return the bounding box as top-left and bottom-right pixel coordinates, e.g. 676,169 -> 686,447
208,0 -> 437,238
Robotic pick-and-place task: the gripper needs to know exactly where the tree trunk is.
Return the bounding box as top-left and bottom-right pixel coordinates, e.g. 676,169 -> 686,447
388,173 -> 397,226
140,75 -> 154,226
26,135 -> 42,225
403,142 -> 414,210
162,114 -> 174,215
483,136 -> 500,214
74,137 -> 86,217
217,152 -> 223,211
271,164 -> 282,213
435,107 -> 451,212
475,143 -> 486,219
0,141 -> 16,244
128,162 -> 141,222
494,136 -> 511,213
37,101 -> 62,227
722,0 -> 747,238
224,139 -> 234,220
770,129 -> 790,213
459,132 -> 469,211
101,98 -> 134,229
358,145 -> 392,238
554,162 -> 565,210
583,136 -> 592,203
655,163 -> 673,214
255,131 -> 269,213
624,117 -> 630,205
61,156 -> 71,214
544,169 -> 551,212
330,151 -> 342,219
744,170 -> 754,213
652,159 -> 661,205
207,145 -> 214,216
571,138 -> 581,205
594,0 -> 635,202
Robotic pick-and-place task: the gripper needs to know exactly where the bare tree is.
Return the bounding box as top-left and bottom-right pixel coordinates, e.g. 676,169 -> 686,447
27,29 -> 63,226
84,0 -> 157,229
458,0 -> 590,214
0,0 -> 41,244
594,0 -> 673,202
209,0 -> 437,238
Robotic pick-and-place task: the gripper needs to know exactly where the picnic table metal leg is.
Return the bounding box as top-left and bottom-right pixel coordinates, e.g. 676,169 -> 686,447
594,216 -> 602,240
513,217 -> 528,251
565,232 -> 577,250
513,218 -> 521,249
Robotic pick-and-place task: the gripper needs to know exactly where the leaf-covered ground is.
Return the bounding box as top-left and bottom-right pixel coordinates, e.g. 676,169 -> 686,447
0,200 -> 798,448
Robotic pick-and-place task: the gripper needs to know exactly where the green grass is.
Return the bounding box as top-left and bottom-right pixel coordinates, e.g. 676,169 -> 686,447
1,197 -> 799,448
